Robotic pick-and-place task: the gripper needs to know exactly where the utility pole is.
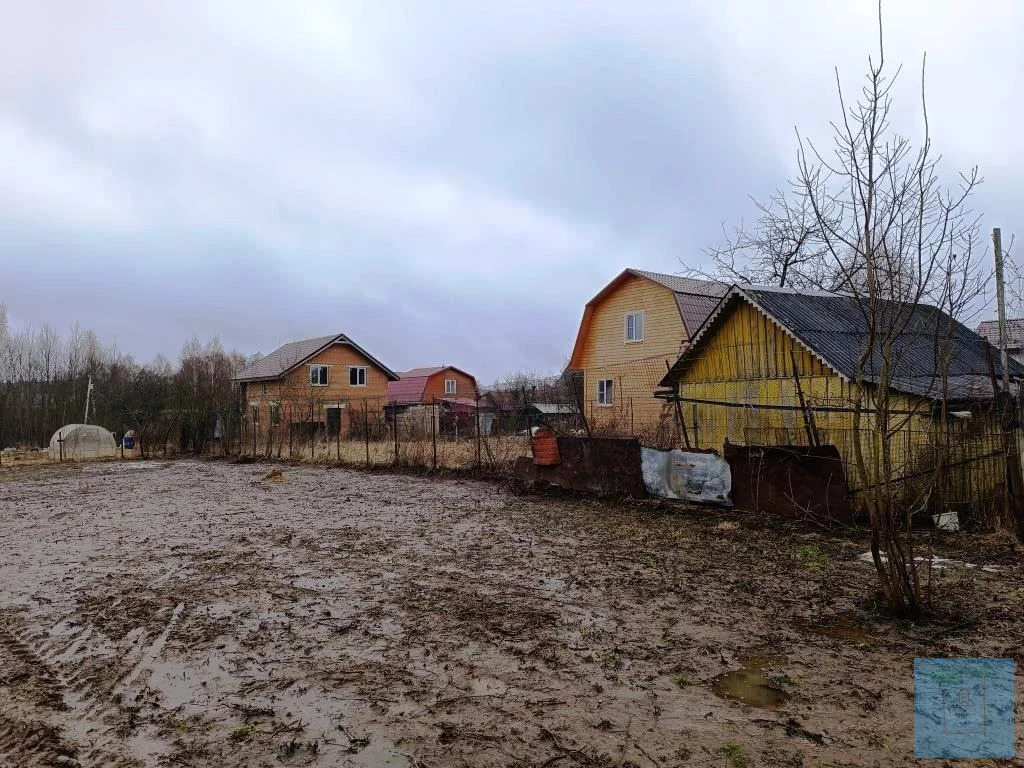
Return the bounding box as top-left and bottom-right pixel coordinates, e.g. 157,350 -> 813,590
83,376 -> 93,424
993,227 -> 1010,392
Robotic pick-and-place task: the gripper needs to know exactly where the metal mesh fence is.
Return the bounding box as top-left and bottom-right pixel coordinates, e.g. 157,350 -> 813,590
237,394 -> 548,474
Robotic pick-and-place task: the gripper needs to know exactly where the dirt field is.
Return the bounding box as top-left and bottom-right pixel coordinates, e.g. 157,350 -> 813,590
0,460 -> 1020,767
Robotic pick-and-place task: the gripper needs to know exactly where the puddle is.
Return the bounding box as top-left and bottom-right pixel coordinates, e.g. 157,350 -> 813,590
711,655 -> 789,709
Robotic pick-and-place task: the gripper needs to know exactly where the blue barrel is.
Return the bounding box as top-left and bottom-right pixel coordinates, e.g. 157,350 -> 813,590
123,436 -> 135,449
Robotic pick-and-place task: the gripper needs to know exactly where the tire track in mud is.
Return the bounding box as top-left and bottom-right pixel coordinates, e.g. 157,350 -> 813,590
0,610 -> 149,768
0,612 -> 82,768
0,615 -> 68,711
0,712 -> 80,768
114,602 -> 186,698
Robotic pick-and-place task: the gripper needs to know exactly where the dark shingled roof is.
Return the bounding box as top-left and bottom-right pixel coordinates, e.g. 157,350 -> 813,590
661,286 -> 1024,401
977,318 -> 1024,351
233,333 -> 398,382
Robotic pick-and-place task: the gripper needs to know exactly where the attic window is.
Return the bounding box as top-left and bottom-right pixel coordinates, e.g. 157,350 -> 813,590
309,365 -> 329,386
349,366 -> 367,386
625,312 -> 644,342
445,378 -> 457,394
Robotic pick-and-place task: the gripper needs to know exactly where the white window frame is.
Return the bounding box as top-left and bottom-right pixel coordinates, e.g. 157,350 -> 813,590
251,403 -> 260,424
444,378 -> 457,395
597,378 -> 614,406
309,365 -> 329,387
269,402 -> 280,427
348,366 -> 367,387
625,311 -> 645,343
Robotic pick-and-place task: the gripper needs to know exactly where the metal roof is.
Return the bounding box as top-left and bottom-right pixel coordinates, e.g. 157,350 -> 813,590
400,366 -> 447,378
387,365 -> 477,405
661,286 -> 1024,401
233,333 -> 399,382
387,376 -> 430,405
675,292 -> 725,338
976,319 -> 1024,350
629,269 -> 729,298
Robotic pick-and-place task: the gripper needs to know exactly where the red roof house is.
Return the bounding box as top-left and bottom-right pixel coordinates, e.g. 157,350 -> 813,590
387,366 -> 479,406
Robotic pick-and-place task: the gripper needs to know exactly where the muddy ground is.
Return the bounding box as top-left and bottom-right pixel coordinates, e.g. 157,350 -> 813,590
0,459 -> 1020,767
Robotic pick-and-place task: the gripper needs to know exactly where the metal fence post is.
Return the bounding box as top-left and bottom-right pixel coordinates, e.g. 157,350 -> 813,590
364,401 -> 370,466
475,394 -> 482,471
431,400 -> 437,470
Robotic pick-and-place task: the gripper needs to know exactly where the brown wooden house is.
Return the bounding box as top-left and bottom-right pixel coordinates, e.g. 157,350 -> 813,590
386,366 -> 478,406
233,333 -> 398,439
386,366 -> 480,435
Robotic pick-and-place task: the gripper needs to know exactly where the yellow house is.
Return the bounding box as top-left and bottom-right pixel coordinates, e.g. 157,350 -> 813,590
567,268 -> 726,439
234,333 -> 398,443
657,285 -> 1019,509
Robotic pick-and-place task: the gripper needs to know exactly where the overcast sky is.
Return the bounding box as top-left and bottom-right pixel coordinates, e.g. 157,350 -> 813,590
2,1 -> 1021,382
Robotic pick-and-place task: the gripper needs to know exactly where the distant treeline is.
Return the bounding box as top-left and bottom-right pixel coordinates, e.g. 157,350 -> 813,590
0,305 -> 254,455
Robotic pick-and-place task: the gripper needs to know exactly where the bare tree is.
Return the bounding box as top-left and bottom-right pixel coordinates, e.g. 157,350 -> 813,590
704,191 -> 832,288
705,3 -> 988,615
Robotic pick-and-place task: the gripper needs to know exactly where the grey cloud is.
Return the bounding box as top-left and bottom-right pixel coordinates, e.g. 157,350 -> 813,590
1,2 -> 1021,383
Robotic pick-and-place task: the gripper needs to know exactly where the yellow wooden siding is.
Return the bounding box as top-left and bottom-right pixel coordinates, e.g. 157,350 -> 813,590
578,275 -> 686,434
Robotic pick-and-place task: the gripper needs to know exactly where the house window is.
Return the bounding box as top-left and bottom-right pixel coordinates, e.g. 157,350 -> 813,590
310,365 -> 329,386
251,404 -> 260,424
349,366 -> 367,386
261,382 -> 267,395
625,312 -> 644,342
597,379 -> 614,405
445,379 -> 457,395
269,403 -> 280,427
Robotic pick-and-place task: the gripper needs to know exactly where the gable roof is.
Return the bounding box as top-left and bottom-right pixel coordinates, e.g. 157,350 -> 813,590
400,366 -> 447,378
976,319 -> 1024,351
660,285 -> 1024,402
387,365 -> 477,405
568,268 -> 727,369
233,333 -> 399,382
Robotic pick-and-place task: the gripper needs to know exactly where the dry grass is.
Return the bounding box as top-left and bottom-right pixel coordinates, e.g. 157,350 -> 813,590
251,435 -> 532,474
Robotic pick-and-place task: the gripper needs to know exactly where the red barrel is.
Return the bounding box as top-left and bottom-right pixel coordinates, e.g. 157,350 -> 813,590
531,427 -> 561,466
